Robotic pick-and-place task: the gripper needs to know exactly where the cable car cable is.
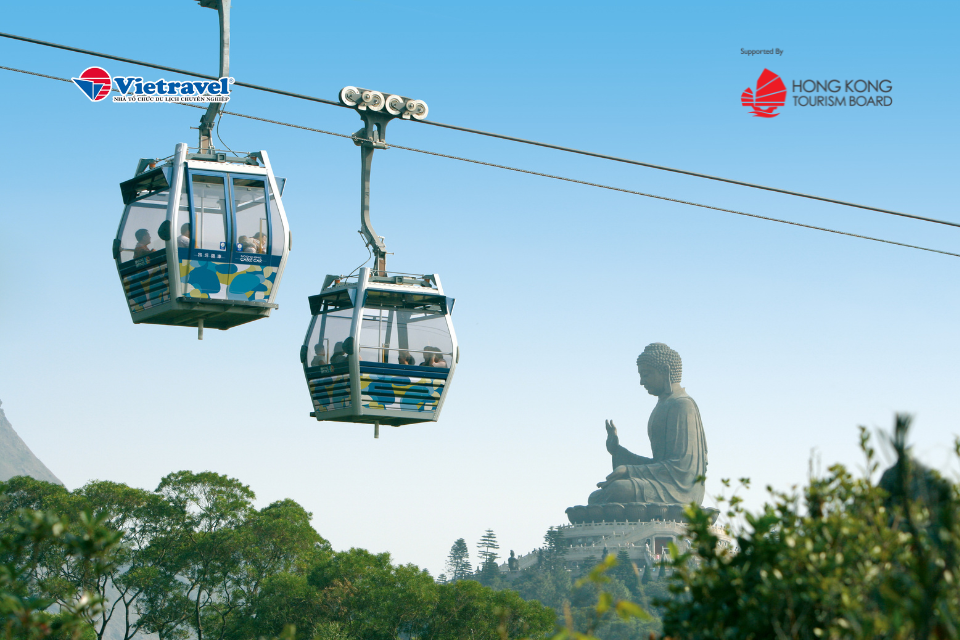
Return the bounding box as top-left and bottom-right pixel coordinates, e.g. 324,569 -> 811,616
1,31 -> 956,230
160,107 -> 960,259
411,119 -> 960,230
2,63 -> 957,259
378,142 -> 960,259
0,31 -> 346,108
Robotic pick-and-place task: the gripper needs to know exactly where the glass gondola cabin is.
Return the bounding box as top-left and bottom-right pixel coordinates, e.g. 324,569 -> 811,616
301,267 -> 458,427
113,142 -> 290,332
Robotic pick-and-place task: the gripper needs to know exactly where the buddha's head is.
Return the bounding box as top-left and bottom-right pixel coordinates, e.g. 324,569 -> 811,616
636,343 -> 682,396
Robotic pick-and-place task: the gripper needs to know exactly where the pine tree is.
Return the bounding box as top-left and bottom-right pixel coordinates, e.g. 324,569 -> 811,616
477,529 -> 500,564
614,549 -> 634,583
641,559 -> 653,584
477,555 -> 503,587
542,527 -> 568,571
446,538 -> 471,581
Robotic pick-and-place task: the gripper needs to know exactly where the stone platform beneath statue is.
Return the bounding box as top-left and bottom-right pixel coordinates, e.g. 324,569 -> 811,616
564,502 -> 720,525
500,518 -> 736,574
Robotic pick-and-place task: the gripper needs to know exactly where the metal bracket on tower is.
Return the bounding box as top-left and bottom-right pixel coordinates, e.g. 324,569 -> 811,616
197,0 -> 231,153
339,86 -> 429,277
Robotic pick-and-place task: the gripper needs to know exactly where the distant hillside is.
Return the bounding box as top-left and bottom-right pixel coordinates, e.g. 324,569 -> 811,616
0,399 -> 62,485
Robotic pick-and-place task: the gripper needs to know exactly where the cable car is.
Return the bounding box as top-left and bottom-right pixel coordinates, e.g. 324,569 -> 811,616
112,1 -> 290,337
301,267 -> 458,433
113,142 -> 290,337
301,87 -> 456,436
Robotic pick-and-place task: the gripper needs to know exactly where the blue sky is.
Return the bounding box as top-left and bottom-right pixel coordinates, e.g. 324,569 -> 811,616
1,0 -> 957,576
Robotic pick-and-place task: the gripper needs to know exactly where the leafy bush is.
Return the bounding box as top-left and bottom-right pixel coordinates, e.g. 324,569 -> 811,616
0,509 -> 120,640
663,415 -> 960,640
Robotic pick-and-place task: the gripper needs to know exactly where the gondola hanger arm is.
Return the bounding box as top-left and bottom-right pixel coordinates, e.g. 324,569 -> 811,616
340,86 -> 429,275
197,0 -> 230,153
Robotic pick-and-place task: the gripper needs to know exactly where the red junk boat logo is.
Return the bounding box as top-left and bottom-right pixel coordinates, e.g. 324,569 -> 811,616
741,69 -> 786,118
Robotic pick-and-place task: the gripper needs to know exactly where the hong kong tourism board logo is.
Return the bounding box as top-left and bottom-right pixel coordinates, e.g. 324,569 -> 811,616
740,69 -> 786,118
740,68 -> 894,119
71,66 -> 233,104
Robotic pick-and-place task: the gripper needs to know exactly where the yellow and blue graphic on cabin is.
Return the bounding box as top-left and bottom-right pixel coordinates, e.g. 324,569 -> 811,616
178,249 -> 279,301
307,362 -> 449,414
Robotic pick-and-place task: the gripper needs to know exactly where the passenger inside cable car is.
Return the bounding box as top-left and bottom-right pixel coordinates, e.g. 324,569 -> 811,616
133,229 -> 154,259
421,346 -> 448,368
177,223 -> 191,248
330,342 -> 348,365
176,170 -> 284,302
118,189 -> 168,263
352,291 -> 455,367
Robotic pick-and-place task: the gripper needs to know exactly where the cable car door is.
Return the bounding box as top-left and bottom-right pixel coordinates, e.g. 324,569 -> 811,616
182,171 -> 232,300
181,171 -> 274,302
227,175 -> 273,302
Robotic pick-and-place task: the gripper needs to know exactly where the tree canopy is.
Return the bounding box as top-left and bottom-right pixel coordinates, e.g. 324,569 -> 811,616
0,473 -> 553,640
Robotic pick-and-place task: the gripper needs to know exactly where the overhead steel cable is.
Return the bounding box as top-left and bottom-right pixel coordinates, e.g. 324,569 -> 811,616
2,30 -> 957,230
415,119 -> 960,230
0,31 -> 346,108
2,63 -> 957,259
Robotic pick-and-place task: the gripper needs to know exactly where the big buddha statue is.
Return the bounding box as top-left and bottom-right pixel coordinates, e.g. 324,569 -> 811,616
567,343 -> 709,524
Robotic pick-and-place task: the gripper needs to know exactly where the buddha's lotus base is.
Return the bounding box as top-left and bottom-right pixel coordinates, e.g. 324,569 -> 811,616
565,502 -> 719,525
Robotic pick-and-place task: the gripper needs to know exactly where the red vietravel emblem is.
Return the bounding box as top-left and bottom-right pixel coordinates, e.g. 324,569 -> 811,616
741,69 -> 786,118
71,67 -> 112,102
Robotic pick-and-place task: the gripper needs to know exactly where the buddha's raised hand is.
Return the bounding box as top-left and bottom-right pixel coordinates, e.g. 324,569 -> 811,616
605,419 -> 619,454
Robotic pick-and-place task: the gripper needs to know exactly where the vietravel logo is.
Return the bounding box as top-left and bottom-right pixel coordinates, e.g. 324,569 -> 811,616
741,68 -> 894,118
71,67 -> 112,102
71,66 -> 234,104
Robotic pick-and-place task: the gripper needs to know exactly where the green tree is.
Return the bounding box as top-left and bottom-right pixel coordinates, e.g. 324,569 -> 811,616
308,548 -> 438,640
423,579 -> 554,640
246,572 -> 328,640
148,470 -> 256,640
0,477 -> 159,639
640,559 -> 653,585
0,476 -> 72,518
74,480 -> 177,640
511,565 -> 573,612
0,477 -> 76,608
611,550 -> 635,588
475,557 -> 504,589
656,558 -> 667,581
445,539 -> 471,582
220,499 -> 330,640
663,415 -> 960,640
477,529 -> 500,565
0,509 -> 120,640
541,527 -> 567,572
549,554 -> 652,640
